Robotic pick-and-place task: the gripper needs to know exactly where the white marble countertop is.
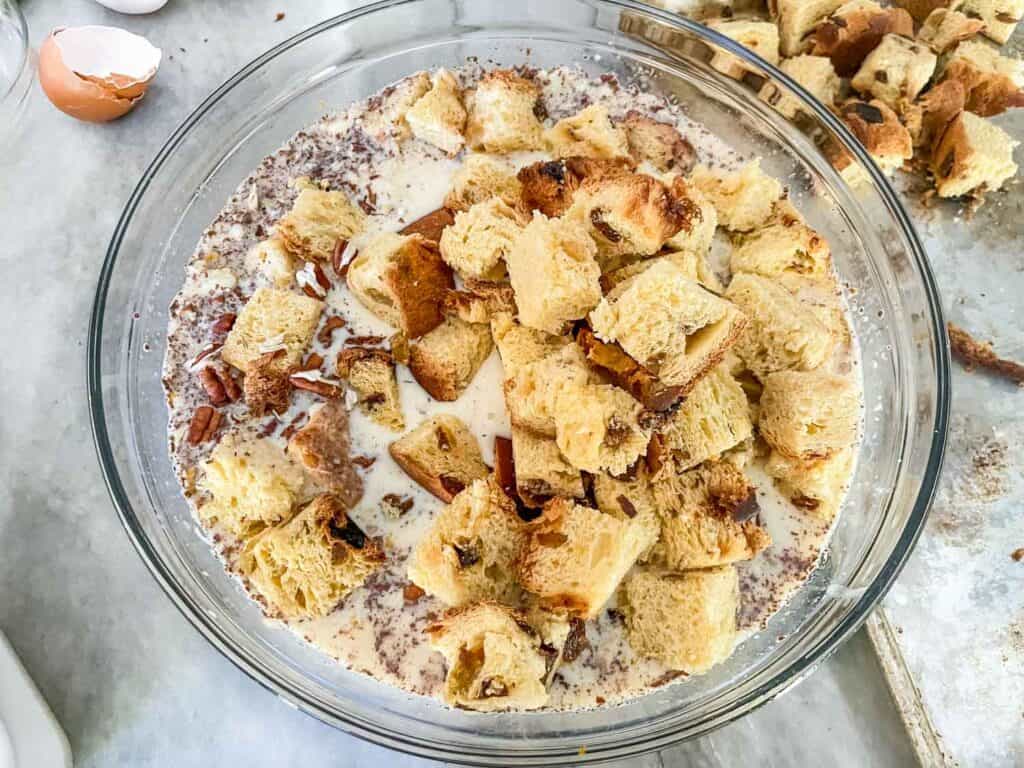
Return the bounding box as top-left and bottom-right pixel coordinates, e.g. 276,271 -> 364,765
0,1 -> 919,765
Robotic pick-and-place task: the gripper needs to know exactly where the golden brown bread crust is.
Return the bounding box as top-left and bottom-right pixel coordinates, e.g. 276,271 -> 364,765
383,237 -> 455,338
576,326 -> 686,411
838,99 -> 913,167
942,57 -> 1024,117
517,156 -> 635,218
948,322 -> 1024,385
894,0 -> 961,23
911,79 -> 967,151
811,4 -> 915,76
287,401 -> 364,507
442,279 -> 517,324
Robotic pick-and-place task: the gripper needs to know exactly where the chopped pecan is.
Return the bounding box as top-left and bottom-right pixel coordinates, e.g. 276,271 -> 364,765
344,334 -> 386,347
299,261 -> 332,299
279,411 -> 308,441
187,406 -> 222,445
352,455 -> 377,469
211,313 -> 237,335
400,207 -> 456,242
289,372 -> 343,398
317,315 -> 347,346
298,352 -> 324,372
403,583 -> 426,603
331,238 -> 349,277
198,365 -> 241,406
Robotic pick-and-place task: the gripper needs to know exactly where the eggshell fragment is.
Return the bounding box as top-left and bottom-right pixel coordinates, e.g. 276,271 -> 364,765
38,26 -> 161,123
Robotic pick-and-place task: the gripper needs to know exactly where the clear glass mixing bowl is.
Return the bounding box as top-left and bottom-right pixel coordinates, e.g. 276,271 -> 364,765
0,0 -> 32,140
88,0 -> 950,763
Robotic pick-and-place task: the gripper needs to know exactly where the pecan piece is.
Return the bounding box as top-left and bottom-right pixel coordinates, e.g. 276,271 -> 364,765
211,312 -> 236,335
317,315 -> 346,346
400,207 -> 456,242
187,406 -> 222,445
198,365 -> 241,405
403,583 -> 426,603
289,371 -> 343,399
331,238 -> 349,277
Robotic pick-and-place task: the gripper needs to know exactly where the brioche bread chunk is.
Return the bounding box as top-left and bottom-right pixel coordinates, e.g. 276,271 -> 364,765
919,7 -> 986,53
245,238 -> 296,288
361,71 -> 431,142
662,177 -> 718,258
810,1 -> 915,76
650,461 -> 770,570
346,232 -> 454,339
276,179 -> 367,262
766,447 -> 855,519
554,382 -> 653,474
439,198 -> 523,281
904,79 -> 966,151
657,365 -> 754,472
690,161 -> 783,233
512,427 -> 585,507
222,286 -> 323,372
506,213 -> 602,335
725,273 -> 835,380
759,369 -> 860,460
198,432 -> 307,538
707,19 -> 781,79
336,347 -> 404,431
592,469 -> 662,561
465,70 -> 545,153
931,111 -> 1020,197
504,345 -> 598,437
730,211 -> 832,281
619,567 -> 738,673
405,69 -> 467,155
239,494 -> 384,620
444,154 -> 523,211
894,0 -> 965,23
408,478 -> 527,606
941,40 -> 1024,117
427,602 -> 549,711
576,324 -> 685,411
960,0 -> 1024,43
443,280 -> 517,324
389,415 -> 490,502
517,156 -> 635,218
837,99 -> 913,174
490,312 -> 570,377
622,111 -> 697,172
770,0 -> 846,55
287,401 -> 363,507
409,317 -> 494,401
850,34 -> 937,108
590,260 -> 746,391
544,104 -> 632,161
759,55 -> 841,118
517,498 -> 648,617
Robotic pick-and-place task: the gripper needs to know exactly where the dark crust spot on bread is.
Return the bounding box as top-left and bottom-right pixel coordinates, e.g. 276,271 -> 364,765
616,495 -> 638,518
845,102 -> 885,124
328,515 -> 367,550
590,209 -> 622,243
454,543 -> 481,567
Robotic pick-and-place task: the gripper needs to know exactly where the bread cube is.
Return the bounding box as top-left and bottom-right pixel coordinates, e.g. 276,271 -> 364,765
766,446 -> 855,519
931,111 -> 1020,197
511,427 -> 585,507
490,312 -> 570,377
427,602 -> 549,711
770,0 -> 846,56
405,69 -> 467,156
919,7 -> 986,53
622,110 -> 696,172
336,347 -> 404,431
239,494 -> 383,619
576,324 -> 686,411
837,99 -> 913,174
554,383 -> 652,475
592,469 -> 662,561
707,19 -> 781,79
504,345 -> 597,437
442,279 -> 517,324
905,79 -> 967,151
894,0 -> 965,23
517,498 -> 648,617
359,71 -> 432,142
851,34 -> 937,107
465,70 -> 544,153
730,213 -> 832,281
690,160 -> 783,233
759,55 -> 841,118
590,259 -> 746,391
941,40 -> 1024,117
439,198 -> 524,280
657,365 -> 753,472
809,1 -> 915,76
544,104 -> 632,161
346,232 -> 454,338
518,156 -> 634,218
506,213 -> 602,335
198,432 -> 307,539
287,401 -> 363,507
759,369 -> 860,460
725,273 -> 835,380
221,286 -> 323,372
408,478 -> 527,606
276,179 -> 367,262
960,0 -> 1024,43
619,567 -> 738,673
244,238 -> 296,288
444,153 -> 523,211
409,317 -> 494,401
389,414 -> 490,502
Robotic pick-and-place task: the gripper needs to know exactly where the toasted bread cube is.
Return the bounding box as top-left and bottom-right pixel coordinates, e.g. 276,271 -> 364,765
360,71 -> 431,142
287,401 -> 363,507
730,213 -> 832,281
894,0 -> 965,23
766,447 -> 855,519
770,0 -> 846,55
809,1 -> 915,76
622,111 -> 696,172
518,498 -> 648,617
759,369 -> 860,460
837,99 -> 913,174
905,79 -> 967,151
221,286 -> 323,372
919,7 -> 986,53
275,179 -> 367,262
517,156 -> 635,218
239,494 -> 383,619
961,0 -> 1024,43
760,55 -> 842,117
443,279 -> 517,324
389,415 -> 489,502
931,111 -> 1020,197
444,154 -> 523,211
439,198 -> 524,281
659,176 -> 718,258
408,317 -> 494,401
511,427 -> 584,507
427,602 -> 549,711
408,478 -> 527,606
649,461 -> 770,569
336,347 -> 404,431
657,365 -> 754,472
619,567 -> 738,673
490,312 -> 570,377
725,273 -> 835,380
506,213 -> 602,335
544,104 -> 632,161
592,469 -> 662,561
590,260 -> 746,391
504,345 -> 597,437
244,238 -> 297,288
941,40 -> 1024,117
198,432 -> 307,539
346,232 -> 454,339
554,383 -> 652,475
777,273 -> 853,351
690,160 -> 784,233
465,70 -> 545,153
405,69 -> 467,155
851,34 -> 937,107
707,19 -> 781,78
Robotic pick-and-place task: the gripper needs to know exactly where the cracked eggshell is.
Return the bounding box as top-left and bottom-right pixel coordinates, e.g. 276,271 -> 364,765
38,25 -> 161,123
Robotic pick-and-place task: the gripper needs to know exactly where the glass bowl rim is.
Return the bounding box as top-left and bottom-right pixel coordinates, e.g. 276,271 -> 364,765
87,0 -> 951,760
0,0 -> 30,105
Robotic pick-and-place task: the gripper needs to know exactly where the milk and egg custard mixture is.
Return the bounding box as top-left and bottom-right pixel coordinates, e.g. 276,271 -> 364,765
163,65 -> 862,711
